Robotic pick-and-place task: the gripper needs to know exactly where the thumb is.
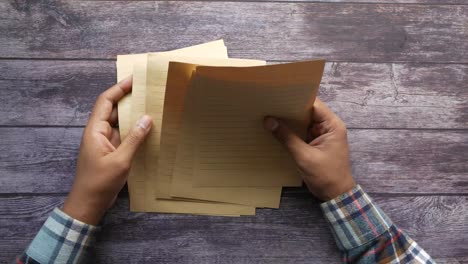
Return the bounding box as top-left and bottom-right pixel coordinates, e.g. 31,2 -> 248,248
263,116 -> 309,159
115,115 -> 153,162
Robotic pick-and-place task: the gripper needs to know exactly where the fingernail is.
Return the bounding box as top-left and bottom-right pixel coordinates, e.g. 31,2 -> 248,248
264,117 -> 279,132
136,115 -> 152,130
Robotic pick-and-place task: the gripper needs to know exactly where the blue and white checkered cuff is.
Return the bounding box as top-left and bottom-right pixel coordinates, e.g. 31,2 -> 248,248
25,208 -> 99,264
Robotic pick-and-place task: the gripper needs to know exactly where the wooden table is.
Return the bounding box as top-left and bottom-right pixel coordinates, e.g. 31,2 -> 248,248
1,0 -> 467,263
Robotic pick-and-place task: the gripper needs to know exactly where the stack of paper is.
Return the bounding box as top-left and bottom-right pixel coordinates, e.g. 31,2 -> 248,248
116,40 -> 325,216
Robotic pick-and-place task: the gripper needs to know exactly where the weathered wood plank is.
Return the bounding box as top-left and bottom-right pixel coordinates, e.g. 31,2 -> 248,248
348,129 -> 468,194
87,0 -> 468,4
1,60 -> 466,129
1,1 -> 467,62
0,60 -> 112,126
0,127 -> 80,194
0,194 -> 466,262
322,62 -> 468,129
0,127 -> 466,194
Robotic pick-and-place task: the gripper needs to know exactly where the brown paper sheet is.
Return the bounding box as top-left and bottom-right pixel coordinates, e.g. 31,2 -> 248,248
127,61 -> 148,211
151,57 -> 266,199
160,61 -> 281,208
188,60 -> 326,187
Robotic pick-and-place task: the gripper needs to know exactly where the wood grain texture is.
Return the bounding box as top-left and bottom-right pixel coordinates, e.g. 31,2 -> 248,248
0,127 -> 81,194
1,0 -> 467,261
1,1 -> 467,62
0,194 -> 466,262
87,0 -> 468,4
0,127 -> 466,194
0,60 -> 113,126
1,60 -> 466,129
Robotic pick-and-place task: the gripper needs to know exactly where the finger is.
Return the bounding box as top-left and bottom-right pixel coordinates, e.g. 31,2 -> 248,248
114,115 -> 153,162
309,122 -> 331,139
90,75 -> 132,123
110,128 -> 121,148
311,98 -> 338,123
109,107 -> 118,126
93,120 -> 113,139
263,116 -> 309,159
312,98 -> 347,134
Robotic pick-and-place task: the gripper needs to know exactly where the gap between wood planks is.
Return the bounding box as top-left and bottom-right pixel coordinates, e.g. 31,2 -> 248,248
0,192 -> 467,197
0,57 -> 467,65
0,125 -> 466,132
81,0 -> 468,6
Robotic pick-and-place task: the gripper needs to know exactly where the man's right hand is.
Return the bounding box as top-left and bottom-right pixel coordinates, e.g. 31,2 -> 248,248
263,98 -> 355,201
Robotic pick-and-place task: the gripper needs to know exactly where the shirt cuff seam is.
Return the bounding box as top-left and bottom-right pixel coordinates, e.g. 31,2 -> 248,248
54,208 -> 100,230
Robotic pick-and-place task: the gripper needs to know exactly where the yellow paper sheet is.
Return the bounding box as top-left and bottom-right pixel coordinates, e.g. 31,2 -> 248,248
144,55 -> 269,203
117,40 -> 255,215
164,61 -> 281,208
127,61 -> 148,211
188,60 -> 326,187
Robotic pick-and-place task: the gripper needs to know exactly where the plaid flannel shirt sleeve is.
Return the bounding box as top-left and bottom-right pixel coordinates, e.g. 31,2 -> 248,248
17,208 -> 99,264
321,185 -> 434,264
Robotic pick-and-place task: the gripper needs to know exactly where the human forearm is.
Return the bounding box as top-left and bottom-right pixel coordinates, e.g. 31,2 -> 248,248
17,77 -> 152,263
321,185 -> 434,264
264,98 -> 434,263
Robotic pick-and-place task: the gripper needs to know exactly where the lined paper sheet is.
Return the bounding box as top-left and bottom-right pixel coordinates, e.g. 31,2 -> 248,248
143,49 -> 231,205
128,61 -> 148,211
162,61 -> 281,208
146,53 -> 265,199
117,54 -> 149,211
116,53 -> 148,137
194,60 -> 325,85
188,60 -> 326,187
143,57 -> 243,204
